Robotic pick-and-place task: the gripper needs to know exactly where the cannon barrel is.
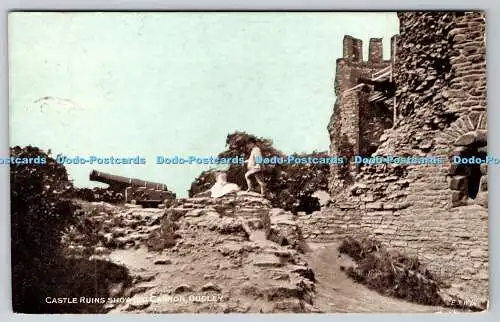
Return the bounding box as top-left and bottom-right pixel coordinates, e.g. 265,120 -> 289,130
89,170 -> 168,191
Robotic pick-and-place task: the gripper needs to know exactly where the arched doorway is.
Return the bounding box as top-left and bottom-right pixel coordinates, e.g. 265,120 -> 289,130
442,112 -> 488,208
449,131 -> 487,205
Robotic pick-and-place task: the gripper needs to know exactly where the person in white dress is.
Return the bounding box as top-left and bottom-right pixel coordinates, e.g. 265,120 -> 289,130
244,139 -> 266,195
210,172 -> 240,198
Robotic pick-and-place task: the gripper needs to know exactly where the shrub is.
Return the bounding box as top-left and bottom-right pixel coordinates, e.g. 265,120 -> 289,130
188,169 -> 218,197
10,146 -> 79,311
338,237 -> 445,306
10,146 -> 131,313
189,132 -> 330,214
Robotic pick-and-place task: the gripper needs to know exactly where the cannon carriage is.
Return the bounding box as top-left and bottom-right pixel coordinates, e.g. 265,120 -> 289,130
89,170 -> 176,207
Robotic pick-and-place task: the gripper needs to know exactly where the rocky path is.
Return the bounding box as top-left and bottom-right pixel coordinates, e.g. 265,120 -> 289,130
304,243 -> 454,313
67,192 -> 456,313
71,192 -> 316,313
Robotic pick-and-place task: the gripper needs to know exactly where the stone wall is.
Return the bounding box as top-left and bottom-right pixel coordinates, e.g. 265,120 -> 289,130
359,94 -> 393,157
328,35 -> 395,193
304,12 -> 488,306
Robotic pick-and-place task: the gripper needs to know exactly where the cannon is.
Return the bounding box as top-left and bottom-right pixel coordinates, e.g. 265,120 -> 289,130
89,170 -> 176,207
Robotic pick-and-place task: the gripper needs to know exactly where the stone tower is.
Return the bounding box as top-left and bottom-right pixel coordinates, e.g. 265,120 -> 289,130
328,35 -> 398,193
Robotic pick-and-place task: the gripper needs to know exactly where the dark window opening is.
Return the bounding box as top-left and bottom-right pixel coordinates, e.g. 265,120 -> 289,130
468,164 -> 481,199
365,145 -> 378,156
295,196 -> 321,215
455,143 -> 486,200
352,47 -> 360,61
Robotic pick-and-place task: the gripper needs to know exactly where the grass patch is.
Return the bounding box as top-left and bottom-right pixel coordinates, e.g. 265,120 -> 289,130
338,237 -> 445,306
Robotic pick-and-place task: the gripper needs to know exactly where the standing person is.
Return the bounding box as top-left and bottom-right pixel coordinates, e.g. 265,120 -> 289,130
244,138 -> 266,195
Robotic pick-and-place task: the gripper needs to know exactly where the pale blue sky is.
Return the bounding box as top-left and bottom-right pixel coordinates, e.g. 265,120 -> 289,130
9,12 -> 399,197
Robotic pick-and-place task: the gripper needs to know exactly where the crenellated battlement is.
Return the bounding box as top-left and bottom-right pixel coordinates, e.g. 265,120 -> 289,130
342,35 -> 398,64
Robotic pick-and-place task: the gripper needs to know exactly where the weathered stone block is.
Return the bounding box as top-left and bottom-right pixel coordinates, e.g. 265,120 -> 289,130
469,248 -> 488,258
338,203 -> 357,209
394,202 -> 412,210
450,146 -> 467,157
373,228 -> 396,235
475,271 -> 489,280
454,132 -> 476,146
451,190 -> 468,207
390,240 -> 408,247
365,202 -> 383,210
475,191 -> 488,208
360,194 -> 375,202
479,175 -> 488,191
450,175 -> 468,191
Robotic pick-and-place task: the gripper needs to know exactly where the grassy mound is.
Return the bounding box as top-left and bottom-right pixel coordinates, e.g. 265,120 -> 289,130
338,237 -> 445,306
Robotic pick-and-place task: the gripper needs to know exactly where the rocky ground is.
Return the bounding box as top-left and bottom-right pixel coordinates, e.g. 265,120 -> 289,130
62,192 -> 454,313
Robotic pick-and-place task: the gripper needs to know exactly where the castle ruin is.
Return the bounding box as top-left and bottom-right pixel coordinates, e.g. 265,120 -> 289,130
299,12 -> 488,306
328,35 -> 398,193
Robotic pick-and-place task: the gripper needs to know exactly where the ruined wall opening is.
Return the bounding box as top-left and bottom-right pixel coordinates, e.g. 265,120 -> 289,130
449,131 -> 487,206
352,46 -> 361,61
358,94 -> 393,172
468,163 -> 482,199
453,144 -> 485,200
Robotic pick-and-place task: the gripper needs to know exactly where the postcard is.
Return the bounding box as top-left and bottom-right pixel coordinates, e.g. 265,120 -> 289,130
8,11 -> 488,313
